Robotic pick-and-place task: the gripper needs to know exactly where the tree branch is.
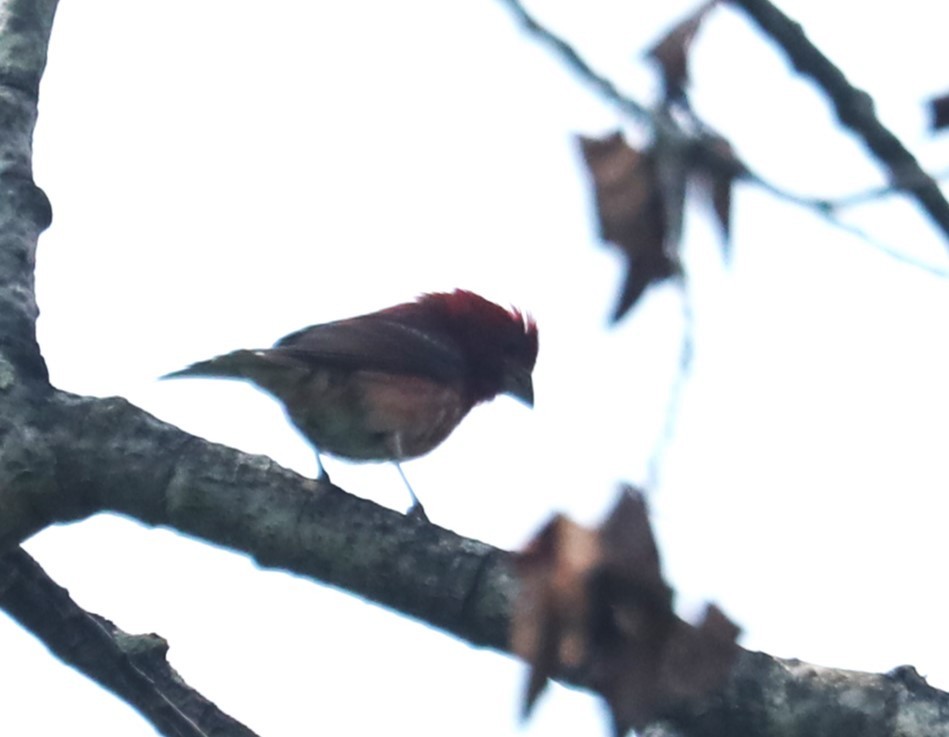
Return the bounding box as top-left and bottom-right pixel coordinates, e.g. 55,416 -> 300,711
41,391 -> 517,650
0,0 -> 55,380
727,0 -> 949,244
0,546 -> 261,737
13,389 -> 949,737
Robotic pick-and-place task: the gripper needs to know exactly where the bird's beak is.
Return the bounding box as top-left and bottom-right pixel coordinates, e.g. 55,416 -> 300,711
502,364 -> 534,407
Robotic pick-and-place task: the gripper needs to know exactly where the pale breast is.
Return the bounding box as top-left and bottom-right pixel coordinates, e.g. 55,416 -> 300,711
277,367 -> 470,461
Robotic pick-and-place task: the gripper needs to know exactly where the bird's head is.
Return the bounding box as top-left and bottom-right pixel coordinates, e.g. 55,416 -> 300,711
418,290 -> 538,407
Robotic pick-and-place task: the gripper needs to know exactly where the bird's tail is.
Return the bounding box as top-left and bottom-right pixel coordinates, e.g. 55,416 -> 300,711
162,349 -> 275,382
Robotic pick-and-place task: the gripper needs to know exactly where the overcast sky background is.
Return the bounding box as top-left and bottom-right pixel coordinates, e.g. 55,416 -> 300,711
3,0 -> 949,735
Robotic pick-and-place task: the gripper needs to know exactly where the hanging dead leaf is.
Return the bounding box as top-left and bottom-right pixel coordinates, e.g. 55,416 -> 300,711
511,514 -> 601,715
512,486 -> 740,736
577,128 -> 744,314
691,132 -> 745,251
711,175 -> 732,240
577,132 -> 679,321
646,0 -> 719,101
929,92 -> 949,131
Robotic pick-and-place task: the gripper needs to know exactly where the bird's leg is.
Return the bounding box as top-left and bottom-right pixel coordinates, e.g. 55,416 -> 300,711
315,450 -> 331,483
297,448 -> 330,530
395,462 -> 429,522
391,434 -> 428,521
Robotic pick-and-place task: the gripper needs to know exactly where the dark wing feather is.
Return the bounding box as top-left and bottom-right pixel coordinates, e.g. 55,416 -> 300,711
272,309 -> 466,382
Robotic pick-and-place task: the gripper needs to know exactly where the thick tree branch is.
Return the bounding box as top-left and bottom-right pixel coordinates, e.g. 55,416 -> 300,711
728,0 -> 949,243
0,0 -> 54,380
11,388 -> 949,737
0,547 -> 260,737
40,391 -> 516,651
0,0 -> 58,565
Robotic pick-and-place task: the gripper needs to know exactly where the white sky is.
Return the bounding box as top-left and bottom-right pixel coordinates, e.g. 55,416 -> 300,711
4,0 -> 949,735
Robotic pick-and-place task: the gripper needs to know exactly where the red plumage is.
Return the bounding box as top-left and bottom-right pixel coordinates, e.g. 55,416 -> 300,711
164,290 -> 538,516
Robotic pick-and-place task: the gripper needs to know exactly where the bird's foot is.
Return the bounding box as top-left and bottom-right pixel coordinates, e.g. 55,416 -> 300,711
407,501 -> 430,524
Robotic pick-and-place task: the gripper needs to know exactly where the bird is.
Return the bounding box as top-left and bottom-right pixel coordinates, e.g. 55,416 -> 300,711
163,290 -> 539,519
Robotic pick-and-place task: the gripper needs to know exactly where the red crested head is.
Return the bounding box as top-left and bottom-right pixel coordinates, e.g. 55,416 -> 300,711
411,290 -> 538,406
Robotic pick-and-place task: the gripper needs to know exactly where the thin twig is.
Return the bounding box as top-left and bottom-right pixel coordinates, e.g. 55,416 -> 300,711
811,209 -> 949,279
747,171 -> 949,278
646,279 -> 695,491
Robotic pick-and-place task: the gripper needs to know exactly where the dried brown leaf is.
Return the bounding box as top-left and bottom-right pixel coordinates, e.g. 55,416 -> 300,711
511,515 -> 600,715
646,0 -> 719,100
596,488 -> 664,591
577,132 -> 678,321
658,604 -> 742,702
587,490 -> 677,734
692,132 -> 744,252
929,92 -> 949,131
512,487 -> 741,736
578,133 -> 658,249
712,175 -> 732,240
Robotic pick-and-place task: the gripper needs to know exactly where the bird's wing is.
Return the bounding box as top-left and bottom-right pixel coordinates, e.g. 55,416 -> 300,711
271,312 -> 466,382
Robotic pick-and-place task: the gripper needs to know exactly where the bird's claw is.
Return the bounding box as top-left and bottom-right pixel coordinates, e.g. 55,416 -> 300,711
407,502 -> 430,524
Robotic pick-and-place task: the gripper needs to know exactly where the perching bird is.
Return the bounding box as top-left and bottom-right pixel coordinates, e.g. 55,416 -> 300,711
163,290 -> 538,519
